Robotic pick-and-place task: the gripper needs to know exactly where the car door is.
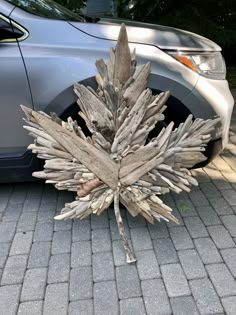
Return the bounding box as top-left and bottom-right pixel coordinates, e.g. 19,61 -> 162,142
0,13 -> 33,156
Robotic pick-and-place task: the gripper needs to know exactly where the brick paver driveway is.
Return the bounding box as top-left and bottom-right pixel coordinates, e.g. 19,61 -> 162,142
0,94 -> 236,315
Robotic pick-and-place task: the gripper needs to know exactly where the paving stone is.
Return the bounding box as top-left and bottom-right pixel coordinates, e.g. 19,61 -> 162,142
0,184 -> 13,197
33,221 -> 53,242
153,238 -> 178,264
72,219 -> 91,241
170,296 -> 200,315
69,300 -> 93,315
0,221 -> 16,242
91,212 -> 109,230
184,217 -> 208,238
94,281 -> 119,315
166,208 -> 184,227
178,249 -> 207,280
1,255 -> 27,285
176,198 -> 197,217
194,238 -> 222,264
2,203 -> 22,222
37,208 -> 55,222
169,226 -> 194,250
206,263 -> 236,297
0,242 -> 10,268
221,215 -> 236,237
112,239 -> 127,266
21,268 -> 47,301
208,225 -> 235,249
209,197 -> 234,215
92,229 -> 111,253
190,278 -> 223,315
130,227 -> 153,251
23,198 -> 41,212
120,297 -> 146,315
196,206 -> 221,226
0,196 -> 9,212
136,250 -> 160,280
116,265 -> 141,299
127,213 -> 146,228
28,241 -> 51,268
43,283 -> 68,315
0,284 -> 21,315
47,254 -> 70,284
70,267 -> 93,300
161,263 -> 190,297
110,218 -> 130,240
148,222 -> 169,239
51,230 -> 71,254
188,190 -> 209,207
221,248 -> 236,277
18,301 -> 43,315
141,279 -> 171,315
54,219 -> 72,231
71,241 -> 91,267
10,231 -> 33,256
93,251 -> 114,282
199,182 -> 221,199
17,212 -> 37,232
221,189 -> 236,206
10,184 -> 28,204
221,296 -> 236,315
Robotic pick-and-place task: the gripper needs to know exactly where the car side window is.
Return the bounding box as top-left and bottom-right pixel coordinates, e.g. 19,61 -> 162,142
0,14 -> 26,42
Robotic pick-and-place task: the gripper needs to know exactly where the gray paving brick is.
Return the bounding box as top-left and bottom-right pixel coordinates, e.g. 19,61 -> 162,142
141,279 -> 171,315
116,265 -> 141,299
0,242 -> 10,268
161,263 -> 190,297
184,217 -> 208,238
92,228 -> 111,253
23,198 -> 41,212
112,239 -> 127,266
190,278 -> 223,315
0,284 -> 21,315
94,281 -> 119,315
194,238 -> 222,264
176,198 -> 197,217
51,230 -> 71,254
221,215 -> 236,237
221,296 -> 236,315
54,219 -> 72,231
47,253 -> 70,284
130,227 -> 153,251
127,213 -> 146,228
199,182 -> 221,199
208,225 -> 235,249
39,201 -> 56,213
120,297 -> 146,315
70,267 -> 92,300
17,212 -> 37,232
2,203 -> 22,222
33,221 -> 53,242
72,219 -> 91,241
188,190 -> 209,207
21,268 -> 47,301
166,208 -> 184,227
148,222 -> 169,239
0,221 -> 16,242
153,238 -> 178,265
170,296 -> 200,315
206,263 -> 236,297
37,208 -> 55,222
93,251 -> 114,282
18,301 -> 43,315
91,212 -> 109,229
0,185 -> 13,197
69,300 -> 93,315
1,255 -> 27,285
136,250 -> 160,280
28,241 -> 51,268
10,231 -> 33,256
43,283 -> 68,315
10,184 -> 28,204
221,189 -> 236,205
169,226 -> 194,250
110,218 -> 130,240
209,197 -> 234,215
71,241 -> 91,267
178,249 -> 207,280
221,248 -> 236,277
196,206 -> 221,226
0,196 -> 9,212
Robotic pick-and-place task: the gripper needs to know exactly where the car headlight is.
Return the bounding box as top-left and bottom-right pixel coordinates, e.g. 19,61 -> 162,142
167,51 -> 226,80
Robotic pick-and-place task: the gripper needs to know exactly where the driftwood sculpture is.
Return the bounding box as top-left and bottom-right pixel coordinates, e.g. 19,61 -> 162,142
22,24 -> 220,263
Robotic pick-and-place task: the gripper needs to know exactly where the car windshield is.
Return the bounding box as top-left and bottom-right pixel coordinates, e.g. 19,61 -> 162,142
7,0 -> 85,22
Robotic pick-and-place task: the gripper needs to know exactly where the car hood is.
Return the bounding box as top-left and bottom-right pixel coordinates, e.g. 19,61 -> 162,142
69,18 -> 221,52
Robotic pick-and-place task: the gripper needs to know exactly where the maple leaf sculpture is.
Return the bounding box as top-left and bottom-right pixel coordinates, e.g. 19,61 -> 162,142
22,24 -> 220,263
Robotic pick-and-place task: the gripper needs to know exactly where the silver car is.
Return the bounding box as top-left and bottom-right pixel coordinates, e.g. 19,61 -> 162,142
0,0 -> 234,182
